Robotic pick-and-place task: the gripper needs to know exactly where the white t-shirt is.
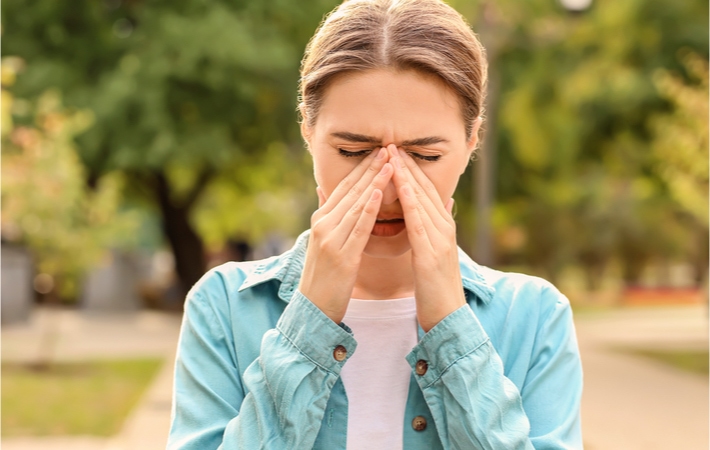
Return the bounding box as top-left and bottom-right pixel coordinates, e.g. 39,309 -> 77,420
340,297 -> 418,450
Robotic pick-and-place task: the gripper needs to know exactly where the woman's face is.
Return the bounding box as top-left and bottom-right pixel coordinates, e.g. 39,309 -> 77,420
302,68 -> 479,258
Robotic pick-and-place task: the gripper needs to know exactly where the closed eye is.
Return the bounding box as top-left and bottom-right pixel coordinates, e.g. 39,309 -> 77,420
409,152 -> 440,162
339,148 -> 440,162
338,148 -> 373,158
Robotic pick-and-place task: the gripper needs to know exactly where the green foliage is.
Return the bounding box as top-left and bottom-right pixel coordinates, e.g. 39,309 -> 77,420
3,0 -> 338,291
1,358 -> 163,436
3,0 -> 708,294
195,141 -> 316,249
3,0 -> 335,189
460,0 -> 709,286
2,62 -> 140,300
650,51 -> 708,227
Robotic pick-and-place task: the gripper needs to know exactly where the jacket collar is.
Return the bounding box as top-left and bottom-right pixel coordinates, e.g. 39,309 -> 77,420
239,230 -> 495,305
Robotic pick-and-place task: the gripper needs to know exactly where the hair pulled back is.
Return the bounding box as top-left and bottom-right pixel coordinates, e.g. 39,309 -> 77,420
299,0 -> 488,141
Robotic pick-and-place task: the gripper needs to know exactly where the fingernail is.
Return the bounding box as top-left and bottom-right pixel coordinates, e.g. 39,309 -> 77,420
402,184 -> 412,197
379,163 -> 391,175
377,148 -> 387,160
395,157 -> 405,169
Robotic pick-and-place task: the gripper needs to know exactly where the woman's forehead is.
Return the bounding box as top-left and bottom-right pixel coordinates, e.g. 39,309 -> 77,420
315,69 -> 466,141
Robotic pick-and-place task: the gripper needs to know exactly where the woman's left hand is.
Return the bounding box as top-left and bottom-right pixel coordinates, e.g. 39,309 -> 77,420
387,144 -> 467,332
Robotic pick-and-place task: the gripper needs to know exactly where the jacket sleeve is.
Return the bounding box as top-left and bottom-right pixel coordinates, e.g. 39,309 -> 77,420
406,286 -> 583,450
168,289 -> 357,450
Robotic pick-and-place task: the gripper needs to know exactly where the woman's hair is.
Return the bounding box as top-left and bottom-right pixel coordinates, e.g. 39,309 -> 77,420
298,0 -> 488,141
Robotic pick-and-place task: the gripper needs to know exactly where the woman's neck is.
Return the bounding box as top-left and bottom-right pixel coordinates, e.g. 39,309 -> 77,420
351,251 -> 415,300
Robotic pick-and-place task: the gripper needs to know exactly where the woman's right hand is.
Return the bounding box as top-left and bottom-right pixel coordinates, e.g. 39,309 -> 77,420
298,147 -> 393,323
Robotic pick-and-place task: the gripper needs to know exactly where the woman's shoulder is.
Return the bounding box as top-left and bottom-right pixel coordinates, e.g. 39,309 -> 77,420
186,251 -> 293,308
485,266 -> 565,300
458,250 -> 570,318
481,266 -> 573,326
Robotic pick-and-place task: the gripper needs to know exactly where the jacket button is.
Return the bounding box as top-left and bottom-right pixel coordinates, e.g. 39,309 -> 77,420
415,360 -> 428,376
412,416 -> 427,431
333,345 -> 347,361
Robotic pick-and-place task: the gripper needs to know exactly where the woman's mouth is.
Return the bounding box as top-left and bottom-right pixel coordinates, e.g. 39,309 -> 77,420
371,218 -> 406,237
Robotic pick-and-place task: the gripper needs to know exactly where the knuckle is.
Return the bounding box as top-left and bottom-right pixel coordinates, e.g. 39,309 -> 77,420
338,183 -> 352,197
442,241 -> 455,254
311,208 -> 327,227
336,178 -> 352,191
348,184 -> 364,199
311,217 -> 325,233
444,229 -> 456,242
350,224 -> 365,238
350,200 -> 365,216
318,237 -> 337,255
364,199 -> 378,214
366,163 -> 380,175
415,224 -> 427,237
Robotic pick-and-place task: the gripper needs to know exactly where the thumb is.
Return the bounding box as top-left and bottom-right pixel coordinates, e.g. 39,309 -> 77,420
316,186 -> 326,208
445,198 -> 455,216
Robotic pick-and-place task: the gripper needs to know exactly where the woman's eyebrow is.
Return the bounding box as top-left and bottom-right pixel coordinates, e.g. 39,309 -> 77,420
330,131 -> 381,144
400,136 -> 449,147
330,131 -> 448,147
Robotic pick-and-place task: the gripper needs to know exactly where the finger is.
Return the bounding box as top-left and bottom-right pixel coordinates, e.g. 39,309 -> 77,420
445,198 -> 454,216
329,162 -> 394,247
397,182 -> 435,253
317,148 -> 387,217
396,147 -> 451,221
340,188 -> 383,255
324,149 -> 389,223
316,186 -> 326,208
389,146 -> 450,233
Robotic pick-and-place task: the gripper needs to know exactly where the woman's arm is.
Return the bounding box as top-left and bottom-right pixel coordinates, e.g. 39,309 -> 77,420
390,144 -> 582,448
407,286 -> 583,450
168,287 -> 356,449
169,149 -> 391,449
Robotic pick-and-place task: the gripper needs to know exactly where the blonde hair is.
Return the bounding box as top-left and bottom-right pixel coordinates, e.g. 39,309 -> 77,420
298,0 -> 488,140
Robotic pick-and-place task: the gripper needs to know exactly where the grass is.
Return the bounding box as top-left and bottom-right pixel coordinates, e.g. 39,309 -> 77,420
622,348 -> 709,376
1,358 -> 164,437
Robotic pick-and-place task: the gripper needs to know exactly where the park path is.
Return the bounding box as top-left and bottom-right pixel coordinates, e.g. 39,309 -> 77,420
1,308 -> 182,450
1,304 -> 708,449
576,305 -> 708,450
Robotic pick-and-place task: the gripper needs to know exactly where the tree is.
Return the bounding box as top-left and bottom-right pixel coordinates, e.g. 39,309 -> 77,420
454,0 -> 708,288
2,57 -> 138,301
3,0 -> 336,297
650,51 -> 709,285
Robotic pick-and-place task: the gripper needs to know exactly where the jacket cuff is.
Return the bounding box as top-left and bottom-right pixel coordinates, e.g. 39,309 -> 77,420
276,290 -> 358,375
406,304 -> 491,387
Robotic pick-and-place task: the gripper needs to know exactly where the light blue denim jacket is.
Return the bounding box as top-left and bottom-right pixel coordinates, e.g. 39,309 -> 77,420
168,230 -> 583,449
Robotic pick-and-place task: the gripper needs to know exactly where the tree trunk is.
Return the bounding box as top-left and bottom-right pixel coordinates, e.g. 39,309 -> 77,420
154,172 -> 208,303
472,1 -> 505,267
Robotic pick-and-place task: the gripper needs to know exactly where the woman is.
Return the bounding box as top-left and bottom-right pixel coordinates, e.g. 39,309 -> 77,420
168,0 -> 583,449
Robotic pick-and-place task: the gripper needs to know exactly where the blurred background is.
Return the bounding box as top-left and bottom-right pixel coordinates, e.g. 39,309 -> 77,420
1,0 -> 707,449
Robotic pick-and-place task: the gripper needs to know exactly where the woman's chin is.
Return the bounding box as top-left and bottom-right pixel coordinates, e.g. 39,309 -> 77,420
362,230 -> 411,258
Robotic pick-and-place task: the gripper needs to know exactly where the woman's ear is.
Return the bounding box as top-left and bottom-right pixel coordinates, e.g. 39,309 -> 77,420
465,117 -> 483,159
